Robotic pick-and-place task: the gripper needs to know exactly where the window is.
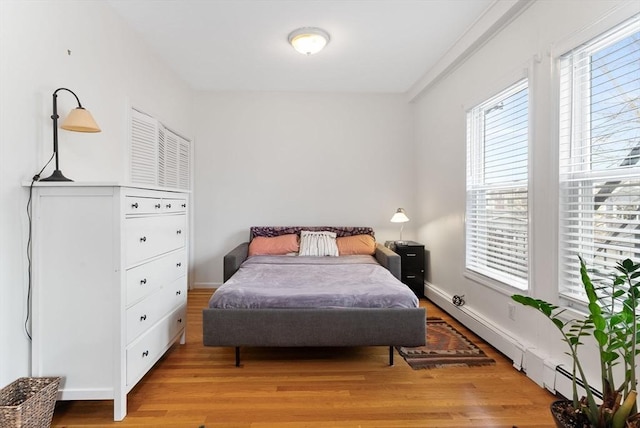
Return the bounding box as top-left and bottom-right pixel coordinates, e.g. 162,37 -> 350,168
466,79 -> 529,290
559,17 -> 640,303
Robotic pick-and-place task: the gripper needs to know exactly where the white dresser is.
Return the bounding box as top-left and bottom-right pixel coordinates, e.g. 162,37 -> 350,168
30,184 -> 189,421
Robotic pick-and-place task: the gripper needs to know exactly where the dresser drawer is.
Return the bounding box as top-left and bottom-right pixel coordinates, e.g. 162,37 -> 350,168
159,277 -> 187,317
125,196 -> 163,215
127,276 -> 187,343
168,304 -> 187,340
126,289 -> 164,344
163,198 -> 187,213
126,303 -> 187,387
125,249 -> 186,306
124,215 -> 186,266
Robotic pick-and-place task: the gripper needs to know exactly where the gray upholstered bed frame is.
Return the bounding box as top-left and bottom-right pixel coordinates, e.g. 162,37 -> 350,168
202,227 -> 426,366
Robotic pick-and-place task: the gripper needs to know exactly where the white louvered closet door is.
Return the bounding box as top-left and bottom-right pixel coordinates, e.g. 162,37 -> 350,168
157,125 -> 165,186
129,107 -> 191,191
130,110 -> 158,186
178,136 -> 190,190
159,126 -> 179,189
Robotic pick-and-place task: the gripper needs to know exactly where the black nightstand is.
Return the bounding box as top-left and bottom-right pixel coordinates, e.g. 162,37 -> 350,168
394,241 -> 425,297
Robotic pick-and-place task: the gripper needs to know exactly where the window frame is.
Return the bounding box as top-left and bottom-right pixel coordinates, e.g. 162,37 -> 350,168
556,15 -> 640,307
465,77 -> 531,292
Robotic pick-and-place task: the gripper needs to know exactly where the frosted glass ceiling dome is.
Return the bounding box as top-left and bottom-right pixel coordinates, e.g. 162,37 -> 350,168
288,27 -> 330,55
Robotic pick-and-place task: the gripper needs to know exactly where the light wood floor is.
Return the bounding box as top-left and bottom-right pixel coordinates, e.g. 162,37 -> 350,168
52,289 -> 557,427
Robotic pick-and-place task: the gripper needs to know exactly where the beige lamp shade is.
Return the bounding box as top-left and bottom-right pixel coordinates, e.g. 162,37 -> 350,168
390,208 -> 410,223
61,107 -> 101,133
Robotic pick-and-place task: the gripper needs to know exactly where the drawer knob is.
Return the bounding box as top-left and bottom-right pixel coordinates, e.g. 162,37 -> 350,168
140,236 -> 147,242
142,350 -> 149,358
176,262 -> 182,267
178,318 -> 183,323
155,203 -> 161,209
407,253 -> 417,257
176,229 -> 182,235
166,203 -> 172,208
181,203 -> 186,208
140,278 -> 147,285
176,290 -> 182,295
140,314 -> 147,321
406,275 -> 416,279
131,202 -> 138,209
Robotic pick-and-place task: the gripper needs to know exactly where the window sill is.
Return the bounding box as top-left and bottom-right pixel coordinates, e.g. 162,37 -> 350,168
464,269 -> 528,297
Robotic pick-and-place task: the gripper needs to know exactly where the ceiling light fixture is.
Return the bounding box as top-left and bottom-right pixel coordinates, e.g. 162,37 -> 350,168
288,27 -> 330,55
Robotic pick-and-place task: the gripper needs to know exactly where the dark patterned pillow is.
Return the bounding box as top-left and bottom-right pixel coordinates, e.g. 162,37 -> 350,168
250,226 -> 374,241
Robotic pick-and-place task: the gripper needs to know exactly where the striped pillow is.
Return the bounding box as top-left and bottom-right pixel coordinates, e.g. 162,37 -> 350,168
299,230 -> 339,257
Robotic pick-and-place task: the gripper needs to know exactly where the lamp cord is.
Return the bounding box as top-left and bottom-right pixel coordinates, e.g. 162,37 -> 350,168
25,152 -> 55,341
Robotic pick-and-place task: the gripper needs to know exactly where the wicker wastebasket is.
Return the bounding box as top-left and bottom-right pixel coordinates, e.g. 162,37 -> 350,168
0,377 -> 60,428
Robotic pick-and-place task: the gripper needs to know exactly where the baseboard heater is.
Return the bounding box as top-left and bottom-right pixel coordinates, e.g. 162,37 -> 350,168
555,365 -> 602,400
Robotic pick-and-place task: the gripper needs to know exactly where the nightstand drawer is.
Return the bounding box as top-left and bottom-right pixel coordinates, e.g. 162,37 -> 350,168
401,256 -> 423,271
403,272 -> 423,283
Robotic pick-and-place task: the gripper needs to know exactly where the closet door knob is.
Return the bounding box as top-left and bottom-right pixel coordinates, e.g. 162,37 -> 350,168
176,229 -> 182,235
176,262 -> 182,267
176,290 -> 182,296
140,314 -> 147,321
142,350 -> 149,357
140,236 -> 147,242
140,278 -> 147,285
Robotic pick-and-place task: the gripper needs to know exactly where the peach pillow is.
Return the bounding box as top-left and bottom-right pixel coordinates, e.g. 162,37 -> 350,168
248,234 -> 299,256
336,234 -> 376,255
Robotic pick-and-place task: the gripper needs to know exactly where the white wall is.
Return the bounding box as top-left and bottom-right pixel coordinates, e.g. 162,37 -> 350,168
192,92 -> 415,286
0,1 -> 193,387
4,0 -> 633,400
413,0 -> 639,390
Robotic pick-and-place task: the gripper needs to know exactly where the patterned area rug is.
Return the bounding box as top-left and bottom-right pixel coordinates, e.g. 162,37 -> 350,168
397,318 -> 496,369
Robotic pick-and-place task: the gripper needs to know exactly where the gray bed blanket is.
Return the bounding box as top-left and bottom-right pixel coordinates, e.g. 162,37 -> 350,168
209,255 -> 419,309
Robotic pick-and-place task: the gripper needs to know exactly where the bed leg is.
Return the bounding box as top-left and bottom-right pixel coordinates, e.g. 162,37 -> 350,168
389,346 -> 394,366
235,347 -> 240,367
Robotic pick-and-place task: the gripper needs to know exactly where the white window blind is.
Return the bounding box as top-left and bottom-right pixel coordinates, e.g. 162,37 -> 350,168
466,79 -> 529,290
559,16 -> 640,303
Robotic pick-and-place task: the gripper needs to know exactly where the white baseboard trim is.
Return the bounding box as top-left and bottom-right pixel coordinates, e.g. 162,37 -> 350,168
193,282 -> 221,289
424,281 -> 525,370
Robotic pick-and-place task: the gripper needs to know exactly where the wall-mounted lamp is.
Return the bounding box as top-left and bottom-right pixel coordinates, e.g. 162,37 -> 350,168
288,27 -> 330,55
40,87 -> 101,182
390,208 -> 410,242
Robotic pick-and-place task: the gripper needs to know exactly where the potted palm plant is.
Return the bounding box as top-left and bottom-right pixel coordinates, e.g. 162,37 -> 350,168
512,257 -> 639,428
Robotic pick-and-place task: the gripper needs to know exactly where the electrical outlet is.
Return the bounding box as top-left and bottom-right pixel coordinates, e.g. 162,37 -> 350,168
508,303 -> 516,321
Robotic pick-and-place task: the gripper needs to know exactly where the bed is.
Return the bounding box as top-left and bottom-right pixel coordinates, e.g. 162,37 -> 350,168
202,226 -> 426,366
